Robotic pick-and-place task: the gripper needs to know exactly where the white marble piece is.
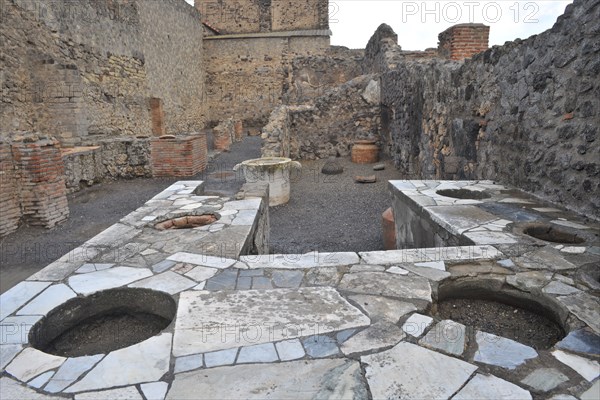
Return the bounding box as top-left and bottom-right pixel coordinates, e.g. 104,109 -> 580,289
5,347 -> 65,382
403,265 -> 451,282
179,204 -> 202,210
454,374 -> 532,399
521,368 -> 569,392
221,198 -> 262,210
67,333 -> 172,392
351,264 -> 386,273
275,339 -> 305,361
141,382 -> 169,400
241,252 -> 359,269
204,348 -> 238,368
128,271 -> 196,294
552,350 -> 600,382
1,377 -> 63,399
168,252 -> 237,269
184,266 -> 219,282
362,342 -> 478,400
499,198 -> 534,204
474,331 -> 538,369
27,371 -> 54,388
174,354 -> 203,373
1,315 -> 41,344
341,321 -> 404,356
17,284 -> 77,316
533,208 -> 561,213
68,267 -> 153,295
173,288 -> 370,356
231,209 -> 258,225
402,314 -> 434,338
580,380 -> 600,400
551,220 -> 591,230
339,272 -> 432,303
389,180 -> 417,191
193,282 -> 206,290
167,359 -> 366,400
75,386 -> 143,400
548,396 -> 578,400
142,216 -> 158,221
360,245 -> 503,265
349,295 -> 417,322
75,264 -> 115,274
414,260 -> 446,271
237,343 -> 279,364
0,345 -> 23,371
463,231 -> 520,245
419,320 -> 467,356
0,281 -> 51,320
140,248 -> 159,256
543,281 -> 581,296
44,355 -> 104,393
386,266 -> 409,275
219,209 -> 238,216
557,292 -> 600,333
561,247 -> 587,254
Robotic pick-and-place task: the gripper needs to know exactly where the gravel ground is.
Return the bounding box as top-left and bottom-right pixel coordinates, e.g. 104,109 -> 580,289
270,157 -> 405,253
0,137 -> 404,293
0,137 -> 261,293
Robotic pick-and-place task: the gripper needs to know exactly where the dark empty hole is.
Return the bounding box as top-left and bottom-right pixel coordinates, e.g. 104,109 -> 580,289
523,224 -> 585,244
436,189 -> 491,200
29,288 -> 176,357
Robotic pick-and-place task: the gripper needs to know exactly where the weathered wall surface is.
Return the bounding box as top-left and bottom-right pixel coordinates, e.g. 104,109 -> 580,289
263,75 -> 381,159
203,34 -> 329,126
286,46 -> 364,104
382,0 -> 599,218
1,0 -> 206,145
195,0 -> 328,34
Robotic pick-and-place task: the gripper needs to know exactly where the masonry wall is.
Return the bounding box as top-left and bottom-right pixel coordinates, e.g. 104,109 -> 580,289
195,0 -> 328,34
1,0 -> 206,146
382,0 -> 600,219
203,34 -> 329,126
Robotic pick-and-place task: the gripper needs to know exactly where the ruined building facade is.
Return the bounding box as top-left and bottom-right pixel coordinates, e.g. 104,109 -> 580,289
0,0 -> 598,237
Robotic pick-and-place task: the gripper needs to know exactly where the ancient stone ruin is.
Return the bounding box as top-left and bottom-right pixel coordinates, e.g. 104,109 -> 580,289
0,0 -> 599,399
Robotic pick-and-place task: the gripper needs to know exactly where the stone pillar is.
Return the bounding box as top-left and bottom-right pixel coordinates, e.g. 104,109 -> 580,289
438,24 -> 490,61
10,133 -> 69,229
149,98 -> 166,136
150,133 -> 208,177
213,118 -> 235,151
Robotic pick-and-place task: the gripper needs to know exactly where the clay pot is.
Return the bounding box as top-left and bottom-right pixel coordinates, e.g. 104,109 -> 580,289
382,207 -> 396,250
351,139 -> 379,164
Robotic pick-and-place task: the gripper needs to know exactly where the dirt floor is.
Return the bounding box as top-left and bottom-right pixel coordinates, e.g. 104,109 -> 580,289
0,137 -> 261,293
437,298 -> 565,350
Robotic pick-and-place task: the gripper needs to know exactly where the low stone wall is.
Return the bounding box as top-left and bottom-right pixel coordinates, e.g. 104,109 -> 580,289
62,138 -> 153,192
262,75 -> 381,160
236,182 -> 270,255
381,0 -> 600,219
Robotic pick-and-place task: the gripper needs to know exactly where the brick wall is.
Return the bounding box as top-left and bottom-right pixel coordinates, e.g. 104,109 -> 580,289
0,139 -> 21,237
150,134 -> 208,177
438,24 -> 490,61
0,134 -> 70,237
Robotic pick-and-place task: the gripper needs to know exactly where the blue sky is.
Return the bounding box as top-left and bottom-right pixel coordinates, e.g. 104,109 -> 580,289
186,1 -> 573,50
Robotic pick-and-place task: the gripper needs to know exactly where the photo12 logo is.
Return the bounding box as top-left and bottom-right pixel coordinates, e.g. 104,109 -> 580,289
400,1 -> 540,24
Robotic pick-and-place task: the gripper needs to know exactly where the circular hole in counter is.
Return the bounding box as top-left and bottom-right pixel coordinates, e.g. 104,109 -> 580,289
154,213 -> 219,230
434,279 -> 566,350
523,223 -> 585,244
29,288 -> 176,357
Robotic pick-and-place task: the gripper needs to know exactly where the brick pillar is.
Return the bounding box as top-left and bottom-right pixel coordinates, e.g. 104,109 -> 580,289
438,24 -> 490,61
0,138 -> 21,237
10,134 -> 69,228
150,133 -> 208,177
149,98 -> 166,136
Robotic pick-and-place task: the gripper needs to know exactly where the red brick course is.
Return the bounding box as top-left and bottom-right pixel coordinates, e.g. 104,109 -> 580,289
150,133 -> 208,177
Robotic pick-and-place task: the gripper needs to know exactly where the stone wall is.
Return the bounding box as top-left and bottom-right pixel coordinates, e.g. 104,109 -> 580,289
1,0 -> 206,146
382,0 -> 600,219
286,46 -> 364,104
0,134 -> 70,237
203,33 -> 329,126
195,0 -> 328,34
262,75 -> 381,159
